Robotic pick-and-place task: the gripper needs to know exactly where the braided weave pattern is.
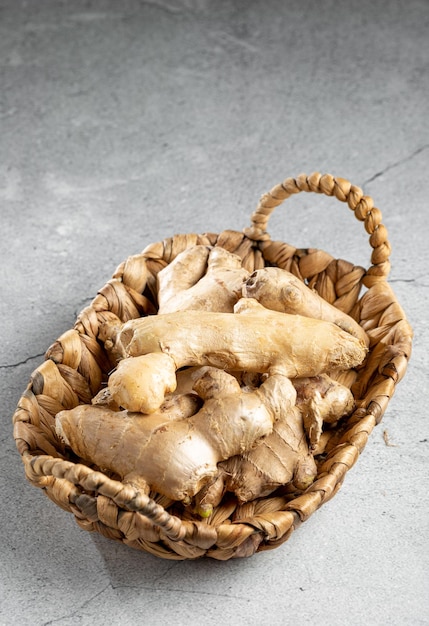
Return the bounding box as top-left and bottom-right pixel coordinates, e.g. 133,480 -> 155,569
12,173 -> 413,560
245,172 -> 391,285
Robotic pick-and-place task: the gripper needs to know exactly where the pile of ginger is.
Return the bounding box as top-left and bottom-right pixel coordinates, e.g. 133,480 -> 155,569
56,246 -> 368,517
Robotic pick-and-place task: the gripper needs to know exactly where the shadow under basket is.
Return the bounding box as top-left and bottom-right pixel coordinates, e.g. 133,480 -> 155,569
13,173 -> 413,560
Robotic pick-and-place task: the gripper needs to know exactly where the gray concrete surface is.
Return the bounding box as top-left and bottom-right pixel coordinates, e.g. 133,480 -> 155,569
1,1 -> 428,624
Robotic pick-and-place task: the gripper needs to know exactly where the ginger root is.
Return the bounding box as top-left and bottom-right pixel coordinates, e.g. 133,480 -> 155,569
294,374 -> 355,450
157,246 -> 249,314
66,257 -> 368,514
56,367 -> 295,502
194,374 -> 354,511
194,401 -> 317,513
221,404 -> 317,504
243,267 -> 369,347
108,353 -> 177,413
111,298 -> 367,413
156,245 -> 209,313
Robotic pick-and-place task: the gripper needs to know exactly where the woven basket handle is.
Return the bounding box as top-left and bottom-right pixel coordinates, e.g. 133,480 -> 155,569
244,172 -> 392,281
24,454 -> 187,542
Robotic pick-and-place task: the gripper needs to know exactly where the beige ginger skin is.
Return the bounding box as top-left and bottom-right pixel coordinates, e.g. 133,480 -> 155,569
157,246 -> 249,314
67,258 -> 367,512
109,298 -> 367,414
293,374 -> 355,449
220,404 -> 317,503
56,367 -> 296,502
193,407 -> 315,514
243,267 -> 369,347
194,373 -> 354,512
225,374 -> 354,500
157,245 -> 210,313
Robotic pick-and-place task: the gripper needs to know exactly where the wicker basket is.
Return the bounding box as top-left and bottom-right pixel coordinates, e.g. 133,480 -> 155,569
13,173 -> 413,560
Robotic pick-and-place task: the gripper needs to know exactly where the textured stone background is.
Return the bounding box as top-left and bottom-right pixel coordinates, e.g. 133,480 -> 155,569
1,1 -> 428,624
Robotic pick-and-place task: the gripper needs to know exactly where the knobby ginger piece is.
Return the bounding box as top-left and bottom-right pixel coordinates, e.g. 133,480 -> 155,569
223,405 -> 317,502
196,403 -> 317,510
113,298 -> 367,412
56,368 -> 295,502
293,374 -> 355,450
243,267 -> 369,347
157,246 -> 249,314
157,245 -> 210,313
109,353 -> 177,413
92,387 -> 121,411
194,374 -> 354,511
98,318 -> 127,365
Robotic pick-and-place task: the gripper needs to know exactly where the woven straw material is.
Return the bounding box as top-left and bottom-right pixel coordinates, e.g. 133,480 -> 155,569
13,173 -> 413,560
